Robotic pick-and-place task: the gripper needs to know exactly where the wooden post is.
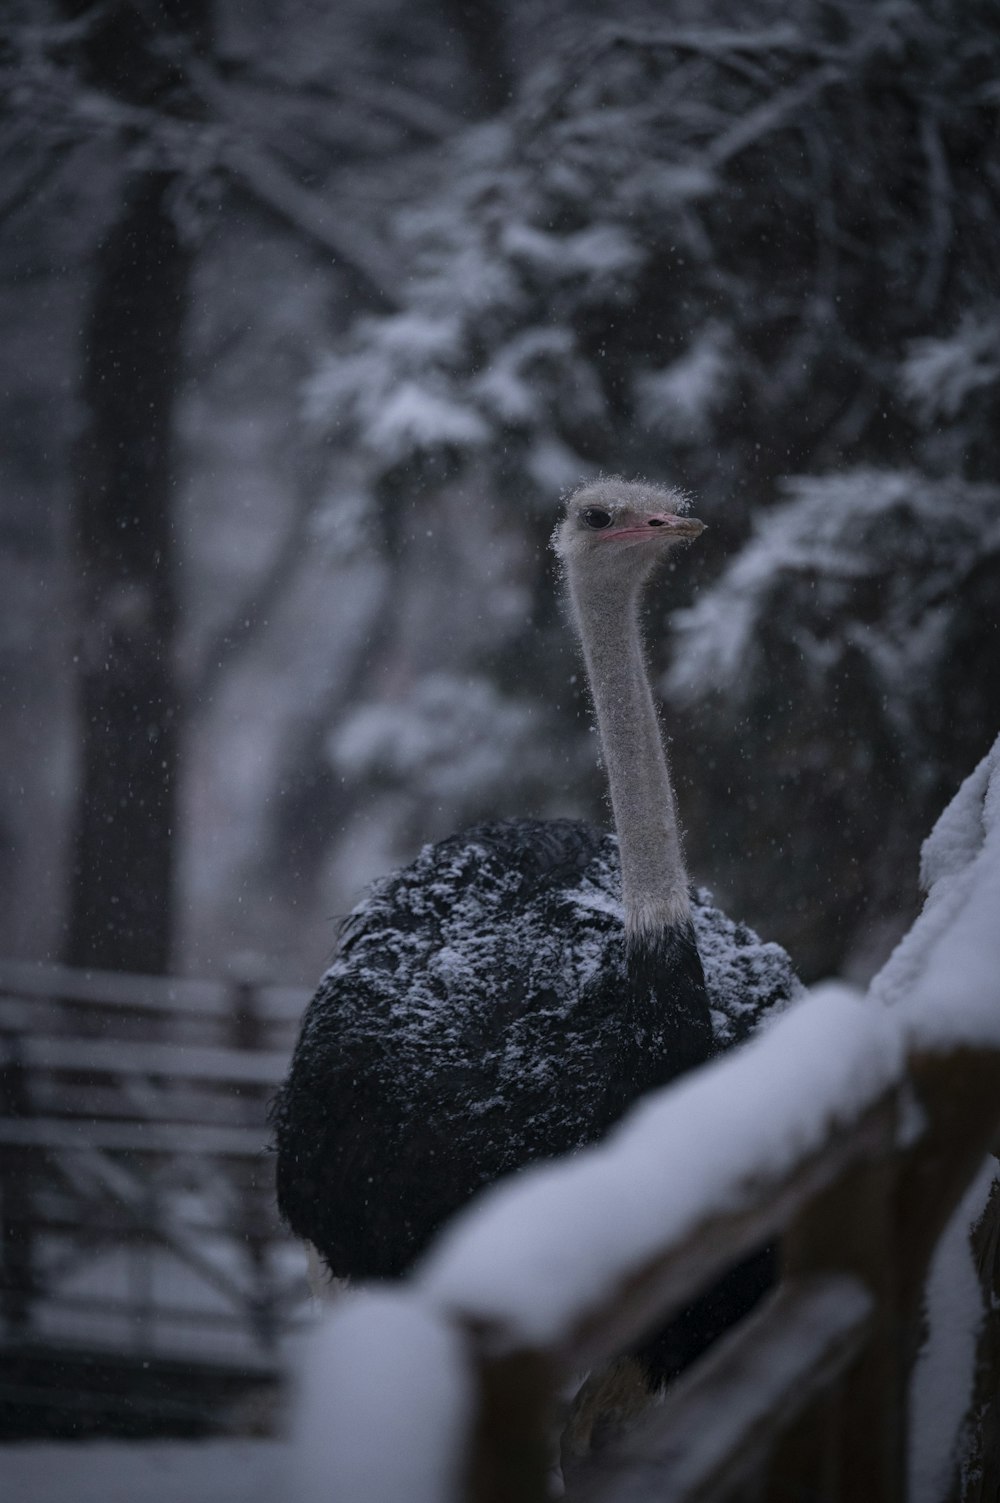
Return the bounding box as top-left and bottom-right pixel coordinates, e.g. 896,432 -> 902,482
896,1048 -> 1000,1503
130,1175 -> 157,1354
467,1346 -> 555,1503
773,1097 -> 902,1503
229,973 -> 276,1351
895,1049 -> 1000,1346
0,1036 -> 38,1337
948,1169 -> 1000,1503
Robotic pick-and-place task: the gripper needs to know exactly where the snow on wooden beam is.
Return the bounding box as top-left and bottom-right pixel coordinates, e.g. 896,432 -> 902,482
415,987 -> 902,1356
872,733 -> 1000,1053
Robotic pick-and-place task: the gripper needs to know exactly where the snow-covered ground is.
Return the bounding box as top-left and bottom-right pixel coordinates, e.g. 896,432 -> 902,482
2,1439 -> 289,1503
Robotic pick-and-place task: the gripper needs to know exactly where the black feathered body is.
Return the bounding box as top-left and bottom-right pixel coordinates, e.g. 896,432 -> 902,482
273,817 -> 799,1279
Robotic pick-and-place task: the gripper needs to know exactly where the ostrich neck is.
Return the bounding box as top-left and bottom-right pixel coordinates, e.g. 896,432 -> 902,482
570,574 -> 690,940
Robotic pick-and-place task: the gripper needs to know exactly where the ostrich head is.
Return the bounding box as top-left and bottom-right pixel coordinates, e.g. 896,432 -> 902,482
553,478 -> 705,590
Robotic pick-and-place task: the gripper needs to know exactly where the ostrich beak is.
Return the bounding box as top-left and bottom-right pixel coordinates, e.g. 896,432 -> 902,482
648,512 -> 706,539
608,511 -> 705,540
601,511 -> 707,543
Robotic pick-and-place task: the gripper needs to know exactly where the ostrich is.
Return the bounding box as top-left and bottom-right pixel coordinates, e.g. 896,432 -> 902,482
273,478 -> 798,1378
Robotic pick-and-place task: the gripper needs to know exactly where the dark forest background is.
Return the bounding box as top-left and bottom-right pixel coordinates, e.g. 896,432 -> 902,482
2,0 -> 998,989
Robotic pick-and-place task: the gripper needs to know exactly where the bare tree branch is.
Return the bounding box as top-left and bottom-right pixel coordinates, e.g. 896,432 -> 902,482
0,134 -> 66,225
185,486 -> 315,707
604,24 -> 830,59
5,34 -> 407,308
917,111 -> 952,314
327,73 -> 461,141
704,65 -> 843,169
219,137 -> 400,310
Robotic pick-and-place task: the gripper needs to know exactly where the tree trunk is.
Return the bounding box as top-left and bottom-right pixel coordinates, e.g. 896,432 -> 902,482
59,0 -> 210,974
63,171 -> 190,974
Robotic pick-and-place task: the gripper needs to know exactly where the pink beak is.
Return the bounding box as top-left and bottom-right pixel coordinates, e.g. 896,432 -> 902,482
605,511 -> 706,541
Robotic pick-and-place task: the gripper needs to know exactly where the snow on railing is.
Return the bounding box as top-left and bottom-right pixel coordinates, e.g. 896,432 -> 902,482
292,739 -> 1000,1503
293,990 -> 897,1503
415,988 -> 897,1350
872,733 -> 1000,1052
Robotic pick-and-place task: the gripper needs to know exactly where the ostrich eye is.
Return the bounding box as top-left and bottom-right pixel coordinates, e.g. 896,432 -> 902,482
581,508 -> 612,530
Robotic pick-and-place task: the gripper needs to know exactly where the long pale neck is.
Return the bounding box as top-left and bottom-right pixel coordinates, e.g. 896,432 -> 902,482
569,575 -> 690,941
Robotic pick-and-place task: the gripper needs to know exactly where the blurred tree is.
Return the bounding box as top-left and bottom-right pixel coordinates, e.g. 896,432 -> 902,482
2,0 -> 997,982
66,166 -> 190,973
59,0 -> 210,973
2,0 -> 484,972
666,466 -> 1000,975
300,0 -> 1000,979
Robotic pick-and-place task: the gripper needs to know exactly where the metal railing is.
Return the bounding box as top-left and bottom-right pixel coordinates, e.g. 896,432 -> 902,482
0,958 -> 309,1408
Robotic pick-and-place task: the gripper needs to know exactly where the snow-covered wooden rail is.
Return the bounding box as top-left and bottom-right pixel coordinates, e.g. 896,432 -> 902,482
0,959 -> 309,1433
298,740 -> 1000,1503
301,999 -> 1000,1503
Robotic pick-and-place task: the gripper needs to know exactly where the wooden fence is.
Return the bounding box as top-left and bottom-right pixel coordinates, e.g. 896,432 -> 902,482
0,957 -> 310,1433
306,988 -> 1000,1503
